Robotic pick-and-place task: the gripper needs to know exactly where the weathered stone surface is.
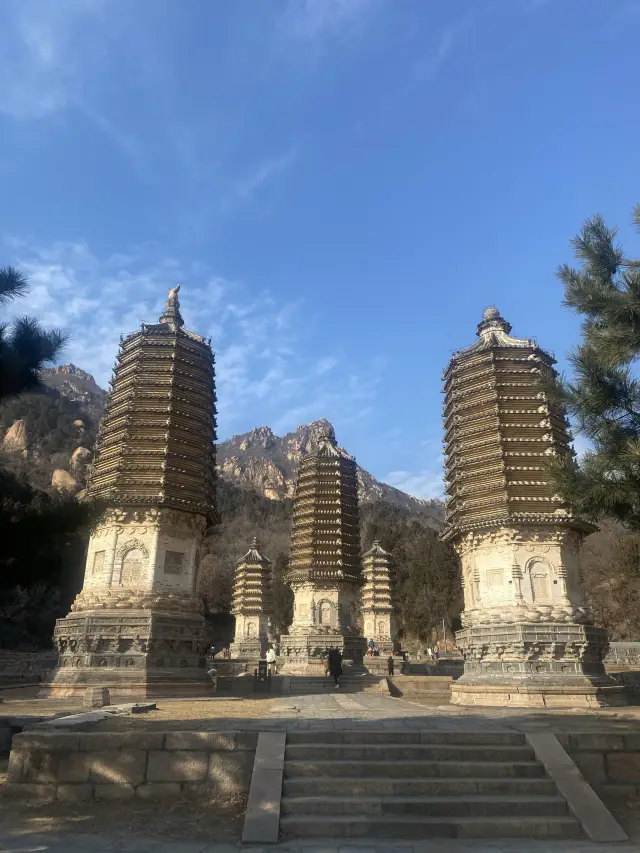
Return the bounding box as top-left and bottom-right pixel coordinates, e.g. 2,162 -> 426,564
94,783 -> 135,800
136,782 -> 182,800
120,732 -> 165,751
19,750 -> 61,783
164,732 -> 235,751
88,750 -> 146,786
572,753 -> 607,783
58,753 -> 91,783
79,733 -> 123,751
56,783 -> 93,802
13,732 -> 79,751
146,750 -> 208,783
83,686 -> 110,708
208,751 -> 254,794
606,753 -> 640,783
6,751 -> 24,782
3,782 -> 56,800
51,469 -> 81,494
71,446 -> 92,472
570,734 -> 625,752
3,419 -> 27,453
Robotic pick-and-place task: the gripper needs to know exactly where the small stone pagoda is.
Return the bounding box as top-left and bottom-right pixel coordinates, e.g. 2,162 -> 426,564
42,286 -> 217,699
442,307 -> 624,707
361,541 -> 396,655
229,538 -> 273,659
281,424 -> 365,671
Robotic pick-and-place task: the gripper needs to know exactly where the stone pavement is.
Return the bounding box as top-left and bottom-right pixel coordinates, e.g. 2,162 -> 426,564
0,830 -> 639,853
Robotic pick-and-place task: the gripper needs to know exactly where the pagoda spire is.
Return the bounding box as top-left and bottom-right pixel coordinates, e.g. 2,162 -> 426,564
159,284 -> 184,329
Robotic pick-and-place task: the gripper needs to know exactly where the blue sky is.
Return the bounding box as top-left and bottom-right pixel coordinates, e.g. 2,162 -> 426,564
1,0 -> 639,498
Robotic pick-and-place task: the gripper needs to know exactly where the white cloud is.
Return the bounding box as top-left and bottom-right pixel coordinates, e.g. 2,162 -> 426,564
280,0 -> 377,42
385,468 -> 444,500
2,238 -> 382,440
412,12 -> 474,84
229,148 -> 298,207
0,0 -> 110,119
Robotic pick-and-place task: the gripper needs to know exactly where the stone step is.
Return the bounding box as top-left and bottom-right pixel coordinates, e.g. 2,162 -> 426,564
280,794 -> 568,818
283,759 -> 546,779
285,730 -> 526,745
283,775 -> 557,797
285,743 -> 535,762
279,815 -> 583,839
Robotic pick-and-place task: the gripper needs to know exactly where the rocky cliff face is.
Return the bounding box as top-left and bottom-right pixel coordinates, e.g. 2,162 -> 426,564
40,364 -> 107,420
218,418 -> 444,520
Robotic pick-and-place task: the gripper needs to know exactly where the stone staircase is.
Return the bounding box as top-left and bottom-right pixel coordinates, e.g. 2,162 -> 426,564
280,731 -> 583,840
287,676 -> 387,695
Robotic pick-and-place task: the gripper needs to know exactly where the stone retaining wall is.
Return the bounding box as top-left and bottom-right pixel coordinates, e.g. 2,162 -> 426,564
557,732 -> 640,797
5,730 -> 257,801
0,651 -> 58,686
606,643 -> 640,668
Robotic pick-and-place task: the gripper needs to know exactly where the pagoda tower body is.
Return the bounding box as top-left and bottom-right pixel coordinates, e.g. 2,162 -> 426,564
280,425 -> 365,671
229,538 -> 273,659
42,286 -> 217,699
442,307 -> 624,707
361,541 -> 396,655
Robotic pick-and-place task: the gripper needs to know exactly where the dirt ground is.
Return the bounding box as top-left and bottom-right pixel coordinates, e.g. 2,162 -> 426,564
92,696 -> 276,730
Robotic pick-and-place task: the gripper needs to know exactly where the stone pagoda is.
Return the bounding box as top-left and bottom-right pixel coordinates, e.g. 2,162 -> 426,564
229,538 -> 273,659
280,424 -> 365,671
442,307 -> 624,707
42,286 -> 218,700
361,541 -> 396,655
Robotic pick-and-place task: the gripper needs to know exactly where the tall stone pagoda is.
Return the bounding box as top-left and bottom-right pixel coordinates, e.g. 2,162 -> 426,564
442,307 -> 624,706
281,423 -> 365,670
42,286 -> 218,699
361,541 -> 396,655
229,538 -> 273,659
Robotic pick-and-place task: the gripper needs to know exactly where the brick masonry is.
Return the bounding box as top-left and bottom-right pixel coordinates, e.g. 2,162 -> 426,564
4,730 -> 257,801
557,733 -> 640,797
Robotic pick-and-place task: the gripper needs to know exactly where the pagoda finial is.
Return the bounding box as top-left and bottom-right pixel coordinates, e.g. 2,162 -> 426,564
477,306 -> 511,338
159,284 -> 184,329
251,535 -> 259,549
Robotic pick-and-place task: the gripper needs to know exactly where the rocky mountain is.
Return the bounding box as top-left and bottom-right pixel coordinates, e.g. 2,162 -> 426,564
218,418 -> 444,522
40,364 -> 107,421
2,365 -> 444,523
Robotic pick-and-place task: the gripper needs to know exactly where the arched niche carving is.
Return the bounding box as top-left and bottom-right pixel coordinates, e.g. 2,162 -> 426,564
318,600 -> 333,627
525,557 -> 553,603
113,539 -> 149,586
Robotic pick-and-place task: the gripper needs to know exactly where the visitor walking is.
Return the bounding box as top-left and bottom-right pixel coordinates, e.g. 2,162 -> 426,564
328,646 -> 343,688
387,655 -> 394,676
266,645 -> 277,675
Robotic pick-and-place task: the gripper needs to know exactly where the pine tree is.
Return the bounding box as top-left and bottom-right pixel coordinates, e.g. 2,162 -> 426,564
552,204 -> 640,528
0,266 -> 68,401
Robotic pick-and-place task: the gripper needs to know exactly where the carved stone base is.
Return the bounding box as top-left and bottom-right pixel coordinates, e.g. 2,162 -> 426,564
229,639 -> 266,659
279,631 -> 367,674
40,608 -> 213,700
453,622 -> 627,707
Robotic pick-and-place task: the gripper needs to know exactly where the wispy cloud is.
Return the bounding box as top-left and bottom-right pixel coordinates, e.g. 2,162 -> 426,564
227,147 -> 298,209
279,0 -> 378,43
412,12 -> 474,84
2,237 -> 383,439
385,469 -> 444,500
0,0 -> 110,119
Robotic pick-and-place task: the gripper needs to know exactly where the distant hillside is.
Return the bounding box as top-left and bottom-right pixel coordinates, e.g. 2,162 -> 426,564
1,365 -> 444,523
218,418 -> 444,524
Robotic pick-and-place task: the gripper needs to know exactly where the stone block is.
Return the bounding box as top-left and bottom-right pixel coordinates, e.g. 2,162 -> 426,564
164,732 -> 235,751
622,734 -> 640,751
88,750 -> 147,786
146,750 -> 208,782
12,732 -> 79,751
570,734 -> 625,752
572,752 -> 607,782
57,784 -> 94,802
3,782 -> 56,801
136,782 -> 182,800
208,751 -> 254,794
79,733 -> 123,752
607,753 -> 640,783
19,749 -> 61,783
58,752 -> 92,783
94,783 -> 135,800
6,750 -> 24,782
234,731 -> 259,750
120,732 -> 165,751
83,686 -> 110,708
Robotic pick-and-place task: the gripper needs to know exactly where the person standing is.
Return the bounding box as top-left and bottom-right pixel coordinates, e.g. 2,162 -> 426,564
387,655 -> 395,676
328,646 -> 343,688
266,645 -> 277,675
